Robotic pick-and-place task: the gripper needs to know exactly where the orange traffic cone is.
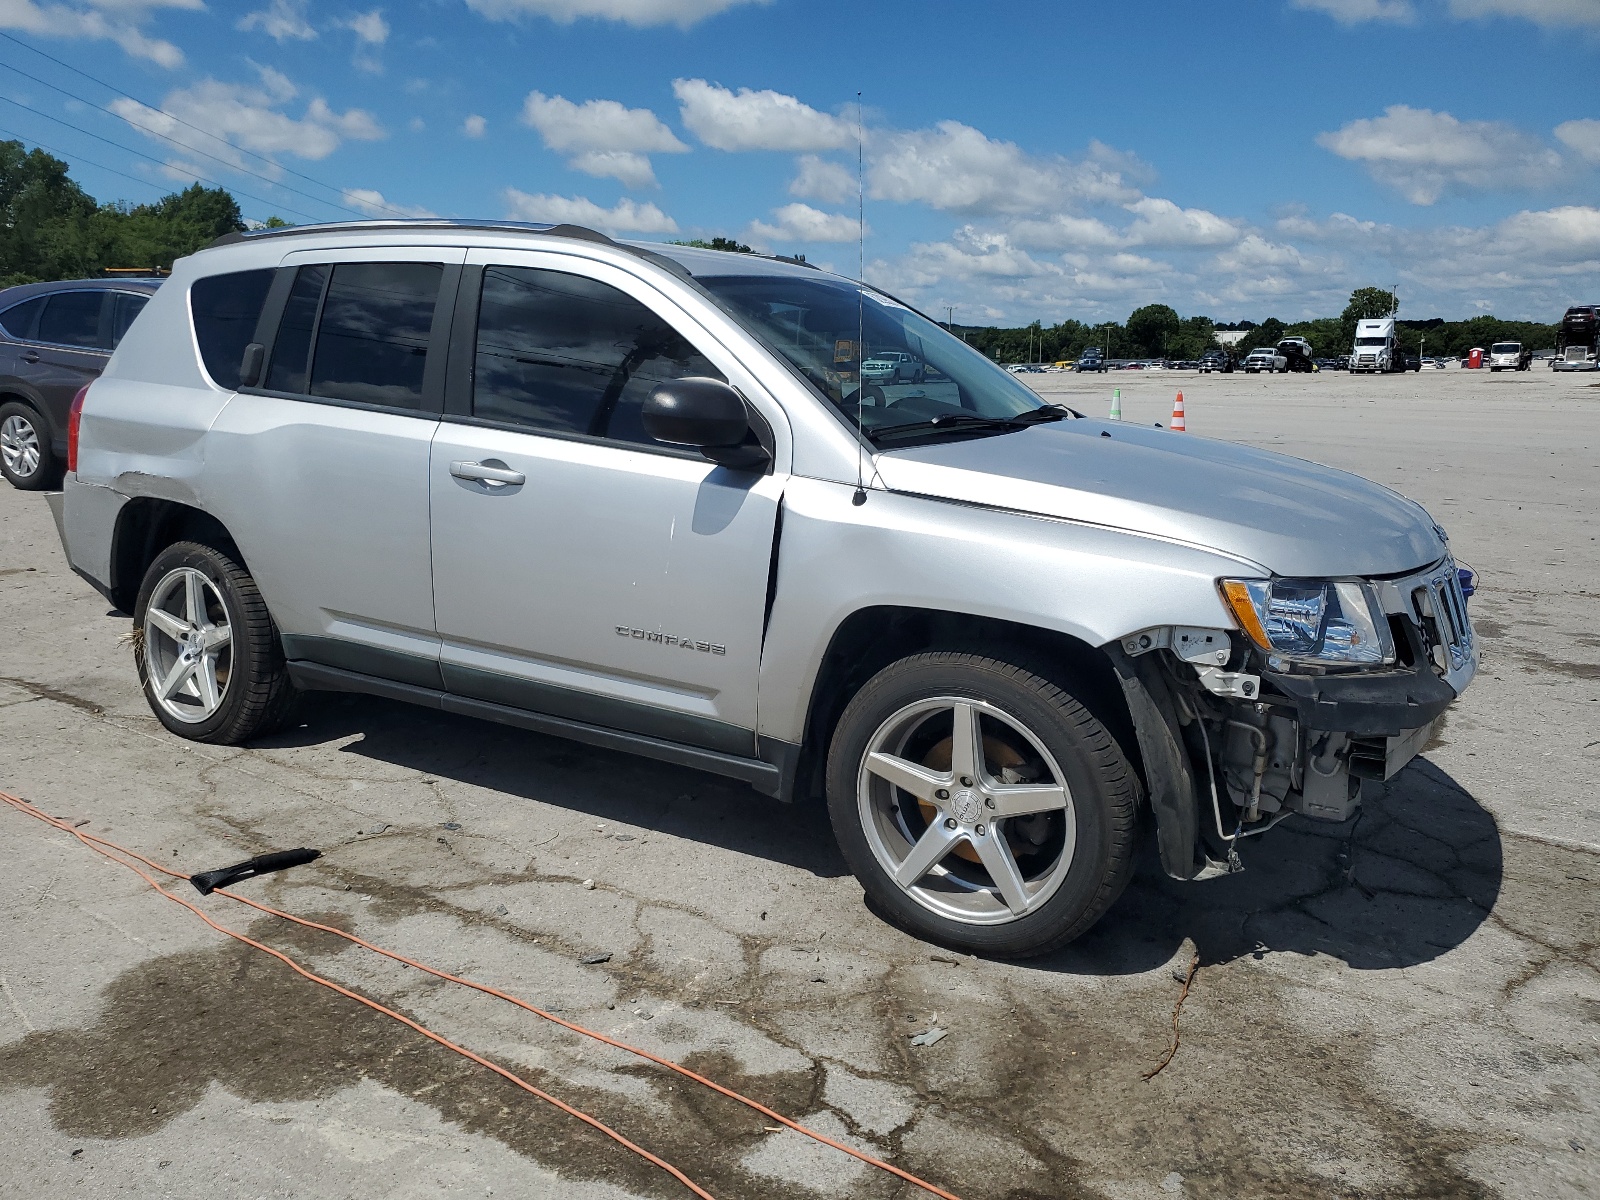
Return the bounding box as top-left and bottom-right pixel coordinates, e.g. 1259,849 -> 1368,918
1171,391 -> 1186,432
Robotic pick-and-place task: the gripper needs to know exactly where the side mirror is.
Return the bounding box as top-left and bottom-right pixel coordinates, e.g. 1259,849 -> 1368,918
642,377 -> 770,470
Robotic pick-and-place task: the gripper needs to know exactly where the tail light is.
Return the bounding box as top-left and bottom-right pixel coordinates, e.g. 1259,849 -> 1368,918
67,384 -> 89,474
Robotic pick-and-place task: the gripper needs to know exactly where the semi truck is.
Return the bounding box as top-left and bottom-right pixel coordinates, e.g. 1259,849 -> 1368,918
1553,305 -> 1598,371
1349,318 -> 1402,373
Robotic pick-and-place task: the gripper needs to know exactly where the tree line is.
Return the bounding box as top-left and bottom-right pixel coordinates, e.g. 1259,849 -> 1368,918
952,287 -> 1561,363
0,140 -> 248,285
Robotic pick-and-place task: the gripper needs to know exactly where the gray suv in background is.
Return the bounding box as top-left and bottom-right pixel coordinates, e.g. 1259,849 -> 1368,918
0,277 -> 160,489
51,221 -> 1477,957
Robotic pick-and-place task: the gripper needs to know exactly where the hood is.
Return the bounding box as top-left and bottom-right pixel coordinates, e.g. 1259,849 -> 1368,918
871,420 -> 1445,578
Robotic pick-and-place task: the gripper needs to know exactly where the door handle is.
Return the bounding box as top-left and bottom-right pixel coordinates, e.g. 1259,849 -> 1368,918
21,352 -> 39,364
449,459 -> 525,487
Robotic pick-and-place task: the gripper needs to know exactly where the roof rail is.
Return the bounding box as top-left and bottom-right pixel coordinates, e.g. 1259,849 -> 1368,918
206,218 -> 691,278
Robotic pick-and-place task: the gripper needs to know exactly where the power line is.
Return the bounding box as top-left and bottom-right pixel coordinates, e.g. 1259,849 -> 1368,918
0,122 -> 172,200
0,30 -> 387,211
0,58 -> 372,220
0,30 -> 413,221
0,92 -> 322,220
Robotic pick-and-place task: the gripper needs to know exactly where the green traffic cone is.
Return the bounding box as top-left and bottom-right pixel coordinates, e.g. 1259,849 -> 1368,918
1110,387 -> 1122,421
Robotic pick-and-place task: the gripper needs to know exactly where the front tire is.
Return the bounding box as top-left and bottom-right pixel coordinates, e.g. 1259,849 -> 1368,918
826,651 -> 1139,958
134,541 -> 298,744
0,402 -> 59,490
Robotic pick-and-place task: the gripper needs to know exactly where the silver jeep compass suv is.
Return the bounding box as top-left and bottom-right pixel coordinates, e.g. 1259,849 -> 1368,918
50,220 -> 1477,958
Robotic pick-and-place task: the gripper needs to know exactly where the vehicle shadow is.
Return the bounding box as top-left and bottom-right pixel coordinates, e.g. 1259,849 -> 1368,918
1042,756 -> 1502,975
257,692 -> 852,880
262,695 -> 1501,975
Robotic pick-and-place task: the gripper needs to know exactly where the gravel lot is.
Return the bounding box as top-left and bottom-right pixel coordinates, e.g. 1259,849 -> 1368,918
2,365 -> 1596,1200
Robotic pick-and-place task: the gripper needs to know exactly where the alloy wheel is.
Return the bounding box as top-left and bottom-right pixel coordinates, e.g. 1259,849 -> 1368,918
856,696 -> 1076,925
0,413 -> 40,479
142,567 -> 234,724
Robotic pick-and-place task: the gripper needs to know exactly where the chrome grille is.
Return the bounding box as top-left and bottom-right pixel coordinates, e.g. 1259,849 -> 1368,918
1412,561 -> 1473,674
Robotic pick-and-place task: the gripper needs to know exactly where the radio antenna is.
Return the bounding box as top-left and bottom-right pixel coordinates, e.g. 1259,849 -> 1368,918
852,90 -> 867,507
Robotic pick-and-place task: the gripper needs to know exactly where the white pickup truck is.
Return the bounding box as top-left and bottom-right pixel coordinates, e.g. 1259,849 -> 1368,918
1242,347 -> 1287,373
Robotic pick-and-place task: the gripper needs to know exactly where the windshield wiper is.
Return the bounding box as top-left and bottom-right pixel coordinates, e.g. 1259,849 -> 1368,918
869,404 -> 1072,442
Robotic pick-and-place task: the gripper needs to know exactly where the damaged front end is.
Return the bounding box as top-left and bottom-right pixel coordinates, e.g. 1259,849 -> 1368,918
1109,559 -> 1477,881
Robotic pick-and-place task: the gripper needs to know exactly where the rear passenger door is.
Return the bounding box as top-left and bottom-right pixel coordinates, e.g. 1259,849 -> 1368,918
428,250 -> 787,752
25,289 -> 109,444
206,248 -> 463,683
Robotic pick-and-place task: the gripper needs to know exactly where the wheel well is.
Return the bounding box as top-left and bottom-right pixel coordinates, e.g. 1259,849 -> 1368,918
792,606 -> 1141,803
0,392 -> 47,429
109,499 -> 240,613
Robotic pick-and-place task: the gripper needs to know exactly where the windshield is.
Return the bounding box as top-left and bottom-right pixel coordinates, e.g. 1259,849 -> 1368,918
1355,336 -> 1388,346
1491,343 -> 1519,354
698,272 -> 1055,440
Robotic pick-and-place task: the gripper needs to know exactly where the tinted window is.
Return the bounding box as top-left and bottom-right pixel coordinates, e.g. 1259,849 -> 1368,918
38,291 -> 105,349
265,265 -> 328,394
474,266 -> 721,445
308,262 -> 441,408
110,293 -> 149,350
191,269 -> 273,387
0,295 -> 45,340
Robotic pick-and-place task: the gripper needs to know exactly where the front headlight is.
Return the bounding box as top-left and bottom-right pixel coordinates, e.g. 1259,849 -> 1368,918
1219,578 -> 1395,668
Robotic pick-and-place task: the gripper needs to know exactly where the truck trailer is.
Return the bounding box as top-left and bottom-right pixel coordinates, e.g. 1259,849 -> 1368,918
1553,305 -> 1598,371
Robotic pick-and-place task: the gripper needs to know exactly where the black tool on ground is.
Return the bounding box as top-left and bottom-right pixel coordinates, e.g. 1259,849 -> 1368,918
190,848 -> 321,895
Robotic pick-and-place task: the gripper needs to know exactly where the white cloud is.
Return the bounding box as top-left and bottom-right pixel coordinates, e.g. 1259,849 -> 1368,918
1289,0 -> 1414,23
566,150 -> 660,188
502,188 -> 678,234
891,228 -> 1055,289
1318,105 -> 1565,203
1274,207 -> 1381,240
1123,197 -> 1242,247
1555,118 -> 1600,164
111,69 -> 385,170
0,0 -> 197,67
522,91 -> 687,153
1007,213 -> 1125,250
466,0 -> 767,28
337,7 -> 388,69
746,203 -> 861,247
238,0 -> 316,41
521,91 -> 686,187
462,113 -> 488,139
343,187 -> 435,218
869,121 -> 1141,215
788,154 -> 855,204
673,78 -> 854,152
1214,234 -> 1313,273
342,8 -> 389,42
1448,0 -> 1600,28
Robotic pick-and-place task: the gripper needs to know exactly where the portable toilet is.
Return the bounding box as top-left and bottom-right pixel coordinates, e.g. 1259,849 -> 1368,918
1467,347 -> 1483,369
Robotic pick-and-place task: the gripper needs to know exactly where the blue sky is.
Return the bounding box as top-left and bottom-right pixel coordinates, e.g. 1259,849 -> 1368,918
1,0 -> 1596,324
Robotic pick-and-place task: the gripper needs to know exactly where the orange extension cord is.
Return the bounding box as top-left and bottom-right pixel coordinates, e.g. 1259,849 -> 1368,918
1,789 -> 963,1200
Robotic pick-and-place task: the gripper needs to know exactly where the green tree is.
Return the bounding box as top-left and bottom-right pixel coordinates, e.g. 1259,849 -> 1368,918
1239,317 -> 1287,353
671,236 -> 752,253
1125,303 -> 1180,358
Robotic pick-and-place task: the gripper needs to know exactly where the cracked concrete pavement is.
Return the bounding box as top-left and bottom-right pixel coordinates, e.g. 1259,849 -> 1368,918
1,366 -> 1597,1199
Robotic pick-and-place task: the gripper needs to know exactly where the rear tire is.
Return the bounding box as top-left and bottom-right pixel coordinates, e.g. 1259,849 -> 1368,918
134,541 -> 299,744
826,651 -> 1139,958
0,401 -> 59,490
